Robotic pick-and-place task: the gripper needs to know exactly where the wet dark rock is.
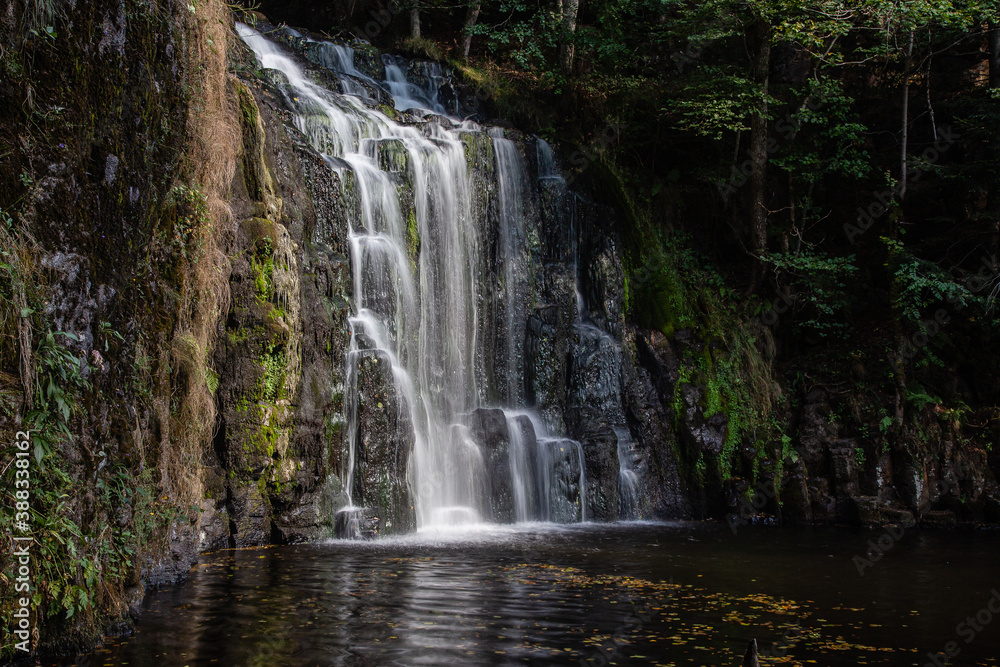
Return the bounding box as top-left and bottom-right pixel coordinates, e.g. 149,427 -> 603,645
580,239 -> 626,338
525,305 -> 569,434
274,475 -> 343,542
541,439 -> 585,522
567,324 -> 624,425
780,463 -> 813,524
922,510 -> 958,528
468,408 -> 515,522
796,389 -> 836,476
229,483 -> 271,547
678,383 -> 727,455
511,415 -> 542,515
806,477 -> 837,523
622,347 -> 691,519
830,445 -> 857,485
335,506 -> 381,539
895,457 -> 928,511
351,349 -> 415,534
467,409 -> 544,522
881,506 -> 916,526
579,427 -> 619,521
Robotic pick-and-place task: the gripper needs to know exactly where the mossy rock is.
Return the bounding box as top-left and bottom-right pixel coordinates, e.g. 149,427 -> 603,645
405,205 -> 420,267
235,78 -> 283,219
459,130 -> 495,172
379,104 -> 400,121
373,138 -> 409,173
350,42 -> 385,80
241,217 -> 281,245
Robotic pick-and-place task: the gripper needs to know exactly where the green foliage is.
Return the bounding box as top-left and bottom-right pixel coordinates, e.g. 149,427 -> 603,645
0,223 -> 177,645
664,70 -> 766,139
206,368 -> 220,396
770,77 -> 870,184
252,237 -> 275,301
260,343 -> 286,403
906,386 -> 942,412
470,0 -> 561,70
762,250 -> 859,336
635,228 -> 779,481
879,414 -> 893,434
0,328 -> 176,638
0,208 -> 14,234
399,36 -> 447,62
883,238 -> 971,325
780,434 -> 799,464
97,320 -> 124,352
405,206 -> 420,269
29,331 -> 89,451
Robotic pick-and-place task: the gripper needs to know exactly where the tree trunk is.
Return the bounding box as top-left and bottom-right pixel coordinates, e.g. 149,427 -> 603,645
410,3 -> 421,39
558,0 -> 580,74
899,30 -> 914,201
890,32 -> 916,416
987,22 -> 1000,254
990,22 -> 1000,88
461,0 -> 481,61
748,18 -> 771,289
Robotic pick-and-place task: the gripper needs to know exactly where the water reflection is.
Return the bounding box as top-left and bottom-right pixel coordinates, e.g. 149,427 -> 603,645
73,523 -> 1000,666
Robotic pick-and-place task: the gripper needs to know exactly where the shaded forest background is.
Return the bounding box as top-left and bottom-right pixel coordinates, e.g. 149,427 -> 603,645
258,0 -> 1000,450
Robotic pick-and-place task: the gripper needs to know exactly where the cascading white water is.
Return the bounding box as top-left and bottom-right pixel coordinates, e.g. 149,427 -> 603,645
238,24 -> 590,533
382,55 -> 447,114
489,128 -> 531,406
536,138 -> 562,180
502,410 -> 587,523
613,426 -> 640,520
306,41 -> 374,100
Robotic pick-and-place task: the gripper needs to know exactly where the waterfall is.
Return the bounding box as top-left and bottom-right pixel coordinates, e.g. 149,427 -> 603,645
489,128 -> 530,406
613,426 -> 640,520
500,411 -> 587,523
238,24 -> 590,534
536,138 -> 562,180
305,42 -> 375,100
382,55 -> 447,114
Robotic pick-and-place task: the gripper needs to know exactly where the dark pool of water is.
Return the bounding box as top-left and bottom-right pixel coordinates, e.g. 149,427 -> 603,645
64,522 -> 999,666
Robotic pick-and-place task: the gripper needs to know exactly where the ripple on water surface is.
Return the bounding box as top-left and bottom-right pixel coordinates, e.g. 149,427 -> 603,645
73,522 -> 1000,666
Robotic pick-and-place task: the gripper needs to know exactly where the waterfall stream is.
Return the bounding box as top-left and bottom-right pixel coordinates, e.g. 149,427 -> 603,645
238,24 -> 596,535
